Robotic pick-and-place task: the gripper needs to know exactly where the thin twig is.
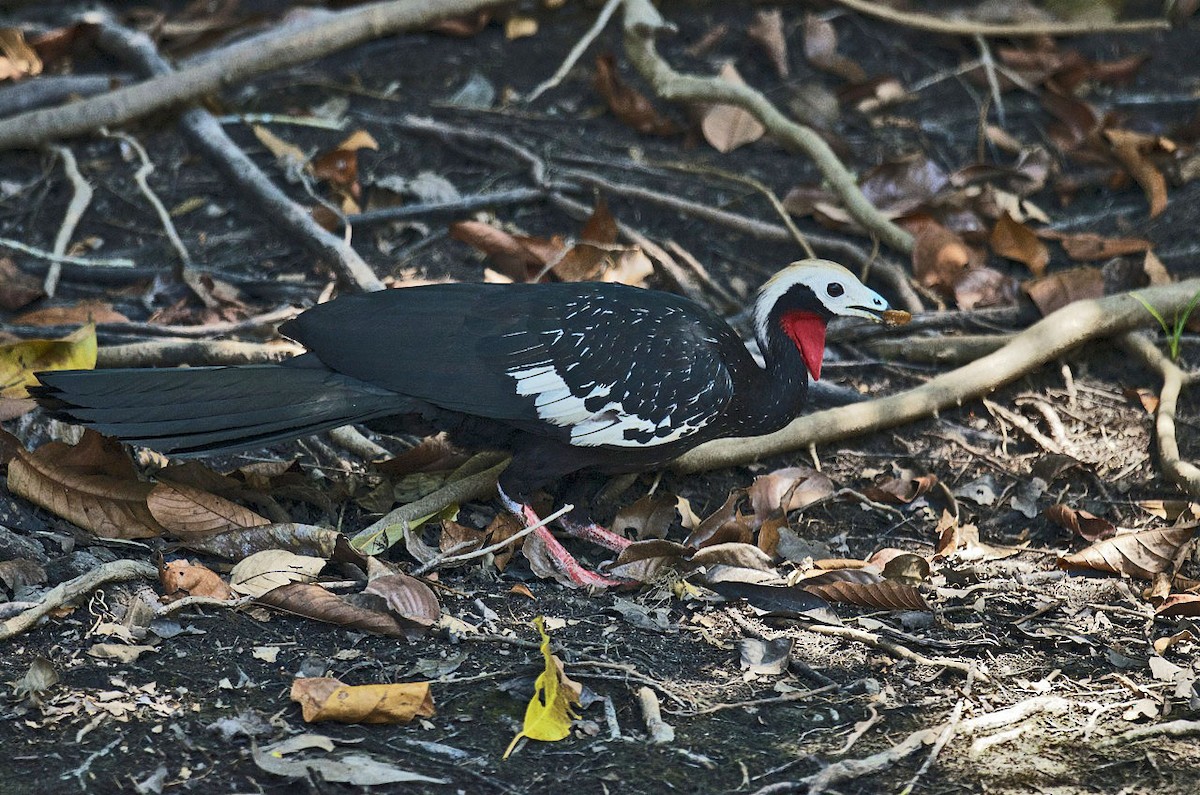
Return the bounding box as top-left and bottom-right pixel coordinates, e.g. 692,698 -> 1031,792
0,560 -> 159,641
525,0 -> 621,103
829,0 -> 1169,36
0,237 -> 134,268
44,144 -> 94,296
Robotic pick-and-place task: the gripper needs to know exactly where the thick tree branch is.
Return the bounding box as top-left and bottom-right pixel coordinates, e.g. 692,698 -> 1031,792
830,0 -> 1171,37
675,280 -> 1200,472
0,0 -> 510,150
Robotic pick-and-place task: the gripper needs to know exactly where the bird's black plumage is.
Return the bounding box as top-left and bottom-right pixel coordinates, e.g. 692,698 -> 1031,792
32,260 -> 890,499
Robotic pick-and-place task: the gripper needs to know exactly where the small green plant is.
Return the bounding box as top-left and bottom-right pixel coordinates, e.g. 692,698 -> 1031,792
1134,288 -> 1200,362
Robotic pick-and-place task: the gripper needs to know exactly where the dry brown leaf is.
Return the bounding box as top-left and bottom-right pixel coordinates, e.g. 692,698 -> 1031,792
0,28 -> 43,81
991,212 -> 1049,276
14,300 -> 130,326
1059,524 -> 1197,580
747,9 -> 788,77
147,480 -> 268,539
684,489 -> 752,548
438,519 -> 485,556
593,53 -> 678,137
485,512 -> 523,572
1156,594 -> 1200,617
748,467 -> 834,525
863,472 -> 937,505
176,523 -> 363,566
909,219 -> 972,295
1038,230 -> 1151,261
256,582 -> 415,637
798,569 -> 928,611
504,15 -> 537,40
1105,128 -> 1169,218
290,677 -> 434,724
229,549 -> 325,597
1022,267 -> 1104,315
0,258 -> 43,311
953,267 -> 1018,310
688,542 -> 775,572
375,435 -> 469,476
700,62 -> 765,154
611,494 -> 678,541
802,14 -> 865,83
607,539 -> 689,582
7,430 -> 164,539
364,562 -> 440,628
1045,503 -> 1116,542
159,559 -> 234,602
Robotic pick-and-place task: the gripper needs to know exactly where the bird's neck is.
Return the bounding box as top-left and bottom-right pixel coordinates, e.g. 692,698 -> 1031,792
730,325 -> 815,437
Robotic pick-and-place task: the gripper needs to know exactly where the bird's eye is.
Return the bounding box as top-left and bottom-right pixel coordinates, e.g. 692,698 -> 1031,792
827,283 -> 845,297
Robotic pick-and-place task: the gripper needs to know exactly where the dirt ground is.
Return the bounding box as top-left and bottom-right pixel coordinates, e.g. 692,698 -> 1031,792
3,2 -> 1200,793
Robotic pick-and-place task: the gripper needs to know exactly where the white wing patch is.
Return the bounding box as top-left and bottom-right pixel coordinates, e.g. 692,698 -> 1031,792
507,364 -> 711,448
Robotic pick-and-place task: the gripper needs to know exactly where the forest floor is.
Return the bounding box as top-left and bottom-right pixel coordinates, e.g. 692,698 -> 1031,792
2,1 -> 1200,793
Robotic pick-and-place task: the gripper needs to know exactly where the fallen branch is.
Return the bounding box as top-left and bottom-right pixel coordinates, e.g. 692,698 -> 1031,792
829,0 -> 1170,37
1101,718 -> 1200,747
89,17 -> 384,293
802,623 -> 987,682
0,0 -> 512,151
1120,332 -> 1200,498
675,279 -> 1200,472
0,560 -> 158,641
620,0 -> 913,255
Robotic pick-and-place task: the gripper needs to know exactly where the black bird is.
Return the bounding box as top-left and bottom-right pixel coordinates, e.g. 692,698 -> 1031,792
33,259 -> 891,587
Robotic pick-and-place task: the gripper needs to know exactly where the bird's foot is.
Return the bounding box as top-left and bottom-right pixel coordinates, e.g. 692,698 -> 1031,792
498,487 -> 630,589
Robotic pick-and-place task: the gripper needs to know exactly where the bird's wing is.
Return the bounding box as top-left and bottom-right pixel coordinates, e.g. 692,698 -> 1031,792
281,283 -> 737,448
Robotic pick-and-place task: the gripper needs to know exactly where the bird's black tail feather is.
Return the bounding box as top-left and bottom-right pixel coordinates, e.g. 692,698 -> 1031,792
31,365 -> 412,455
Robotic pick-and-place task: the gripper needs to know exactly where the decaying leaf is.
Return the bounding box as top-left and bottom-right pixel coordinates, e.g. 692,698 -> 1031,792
700,62 -> 765,154
740,637 -> 793,676
1045,503 -> 1116,541
14,300 -> 129,326
909,219 -> 972,296
177,523 -> 364,566
685,490 -> 753,548
0,324 -> 96,398
1023,267 -> 1104,315
863,471 -> 937,505
0,28 -> 43,81
802,14 -> 865,83
229,549 -> 326,597
611,494 -> 679,541
7,429 -> 164,539
255,582 -> 417,638
0,258 -> 44,310
991,212 -> 1049,276
606,539 -> 689,582
747,9 -> 788,78
1038,230 -> 1151,261
364,559 -> 440,628
798,569 -> 928,611
147,480 -> 269,538
1059,524 -> 1197,580
593,53 -> 678,137
748,467 -> 834,525
159,559 -> 234,602
1104,128 -> 1169,218
706,579 -> 840,624
290,677 -> 434,724
504,616 -> 581,758
253,734 -> 446,785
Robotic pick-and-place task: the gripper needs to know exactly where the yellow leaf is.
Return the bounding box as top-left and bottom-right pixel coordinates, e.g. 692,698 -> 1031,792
0,324 -> 96,398
503,616 -> 580,758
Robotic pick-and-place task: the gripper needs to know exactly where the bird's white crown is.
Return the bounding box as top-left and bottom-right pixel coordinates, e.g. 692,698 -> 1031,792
753,258 -> 888,345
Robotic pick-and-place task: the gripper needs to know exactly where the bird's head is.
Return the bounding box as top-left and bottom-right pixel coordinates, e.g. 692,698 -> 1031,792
753,259 -> 890,381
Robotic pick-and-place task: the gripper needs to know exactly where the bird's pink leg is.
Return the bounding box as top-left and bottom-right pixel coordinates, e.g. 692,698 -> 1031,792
498,487 -> 628,589
557,518 -> 631,553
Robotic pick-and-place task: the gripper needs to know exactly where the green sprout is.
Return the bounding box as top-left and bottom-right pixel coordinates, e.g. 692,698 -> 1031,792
1133,288 -> 1200,362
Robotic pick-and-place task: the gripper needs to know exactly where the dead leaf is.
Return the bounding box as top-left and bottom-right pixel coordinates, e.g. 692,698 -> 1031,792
611,494 -> 679,541
256,582 -> 416,638
953,267 -> 1019,310
159,559 -> 234,601
706,580 -> 840,624
0,558 -> 46,591
363,563 -> 440,628
0,28 -> 43,82
1153,630 -> 1195,654
1038,230 -> 1151,261
14,300 -> 129,326
504,15 -> 537,40
7,430 -> 164,539
1105,128 -> 1169,217
375,435 -> 469,476
0,258 -> 43,310
740,637 -> 793,676
700,62 -> 765,154
991,212 -> 1049,276
799,569 -> 928,610
1023,267 -> 1104,315
1157,595 -> 1200,617
252,124 -> 309,176
88,643 -> 157,663
1045,503 -> 1116,541
908,219 -> 972,295
486,512 -> 523,572
252,734 -> 445,785
147,480 -> 268,538
229,549 -> 326,597
593,53 -> 678,137
1,324 -> 96,398
684,489 -> 751,548
863,471 -> 937,505
291,677 -> 434,724
606,539 -> 689,582
177,523 -> 363,566
747,9 -> 788,78
802,14 -> 865,83
1059,524 -> 1197,580
504,616 -> 580,758
748,467 -> 834,526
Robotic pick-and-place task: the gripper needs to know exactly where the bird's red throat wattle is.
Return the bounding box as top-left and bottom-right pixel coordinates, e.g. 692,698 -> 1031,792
780,311 -> 826,381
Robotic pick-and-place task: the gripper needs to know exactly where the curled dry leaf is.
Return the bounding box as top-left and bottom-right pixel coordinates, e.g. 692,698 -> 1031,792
0,323 -> 96,398
689,542 -> 775,572
364,569 -> 440,628
1037,230 -> 1151,261
439,519 -> 486,556
256,582 -> 415,638
290,677 -> 434,725
7,429 -> 164,539
1104,128 -> 1169,218
485,512 -> 523,572
159,559 -> 234,602
593,53 -> 679,137
1059,524 -> 1197,580
504,616 -> 581,759
685,489 -> 753,548
0,28 -> 42,81
705,580 -> 840,624
0,258 -> 43,311
177,523 -> 365,567
908,219 -> 972,296
991,212 -> 1049,276
375,435 -> 470,476
748,467 -> 834,526
252,735 -> 445,785
798,569 -> 928,611
700,62 -> 765,154
229,549 -> 326,597
1156,594 -> 1200,617
1045,503 -> 1116,542
1022,267 -> 1104,315
607,539 -> 689,582
802,14 -> 865,83
14,300 -> 130,326
611,493 -> 679,541
147,480 -> 269,539
747,9 -> 788,78
863,471 -> 938,505
954,267 -> 1019,310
